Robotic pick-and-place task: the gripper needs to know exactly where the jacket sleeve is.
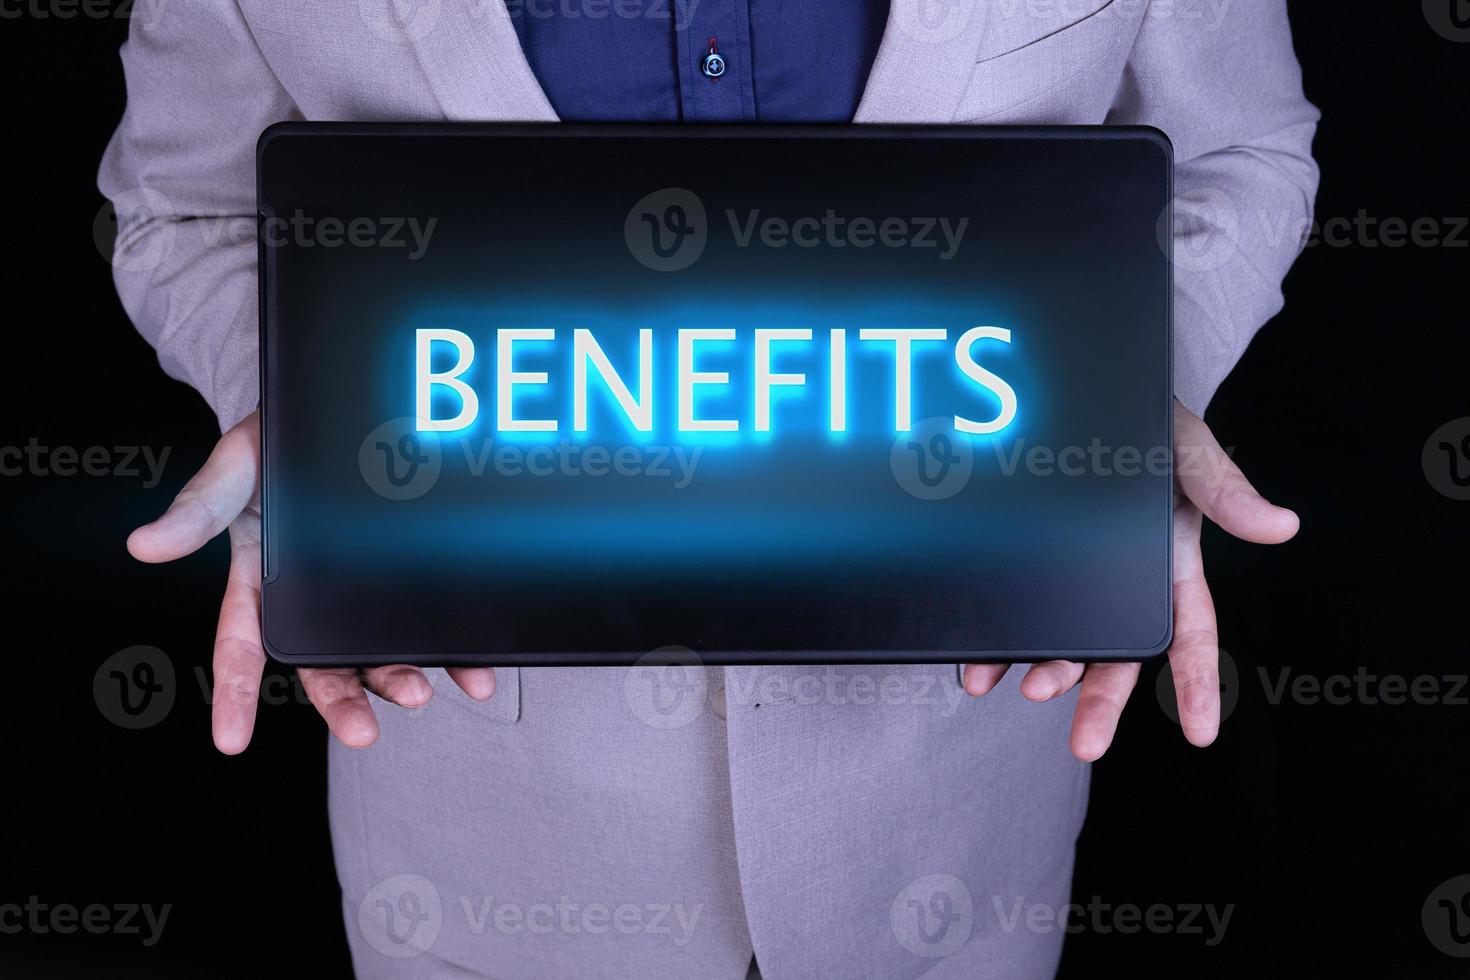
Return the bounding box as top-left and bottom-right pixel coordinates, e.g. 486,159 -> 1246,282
98,0 -> 298,431
1108,0 -> 1320,415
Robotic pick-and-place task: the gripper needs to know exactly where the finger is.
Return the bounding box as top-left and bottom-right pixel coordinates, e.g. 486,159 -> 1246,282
361,665 -> 433,707
962,663 -> 1010,696
1169,502 -> 1222,747
1020,660 -> 1086,702
1174,402 -> 1298,545
447,667 -> 496,701
299,668 -> 380,748
1068,662 -> 1142,762
210,524 -> 267,755
128,411 -> 260,563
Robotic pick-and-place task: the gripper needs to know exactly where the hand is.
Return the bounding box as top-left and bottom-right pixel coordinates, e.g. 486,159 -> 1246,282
962,400 -> 1299,761
127,410 -> 496,754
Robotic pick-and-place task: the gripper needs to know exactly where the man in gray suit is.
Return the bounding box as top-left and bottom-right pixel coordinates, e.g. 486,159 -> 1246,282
101,1 -> 1317,976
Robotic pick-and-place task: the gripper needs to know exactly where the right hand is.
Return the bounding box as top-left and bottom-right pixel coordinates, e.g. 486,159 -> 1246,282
127,410 -> 497,754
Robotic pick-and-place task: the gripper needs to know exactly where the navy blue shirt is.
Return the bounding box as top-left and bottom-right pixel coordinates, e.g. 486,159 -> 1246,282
507,0 -> 891,123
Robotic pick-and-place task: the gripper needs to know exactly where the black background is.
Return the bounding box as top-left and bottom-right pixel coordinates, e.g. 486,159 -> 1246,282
1,3 -> 1466,976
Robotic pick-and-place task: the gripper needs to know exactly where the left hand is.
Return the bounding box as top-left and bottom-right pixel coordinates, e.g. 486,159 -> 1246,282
127,410 -> 497,753
962,400 -> 1299,761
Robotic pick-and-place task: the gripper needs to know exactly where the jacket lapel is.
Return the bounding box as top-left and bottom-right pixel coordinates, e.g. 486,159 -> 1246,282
853,0 -> 990,123
405,1 -> 559,122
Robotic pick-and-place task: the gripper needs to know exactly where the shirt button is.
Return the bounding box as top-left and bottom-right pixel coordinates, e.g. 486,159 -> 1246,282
711,686 -> 727,720
702,52 -> 726,79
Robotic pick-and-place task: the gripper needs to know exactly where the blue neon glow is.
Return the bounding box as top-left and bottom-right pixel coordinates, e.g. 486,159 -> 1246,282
402,292 -> 1035,444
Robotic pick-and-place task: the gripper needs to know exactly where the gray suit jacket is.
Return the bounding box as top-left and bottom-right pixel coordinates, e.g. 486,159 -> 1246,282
100,3 -> 1318,978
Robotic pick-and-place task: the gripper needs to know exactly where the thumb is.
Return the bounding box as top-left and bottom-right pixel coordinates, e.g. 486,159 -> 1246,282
128,411 -> 260,563
1175,401 -> 1298,545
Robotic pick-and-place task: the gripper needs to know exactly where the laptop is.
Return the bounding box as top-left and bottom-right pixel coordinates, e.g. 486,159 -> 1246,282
258,123 -> 1173,666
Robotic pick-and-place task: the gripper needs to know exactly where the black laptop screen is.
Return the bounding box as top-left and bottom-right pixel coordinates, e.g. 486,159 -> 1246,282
259,125 -> 1171,663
